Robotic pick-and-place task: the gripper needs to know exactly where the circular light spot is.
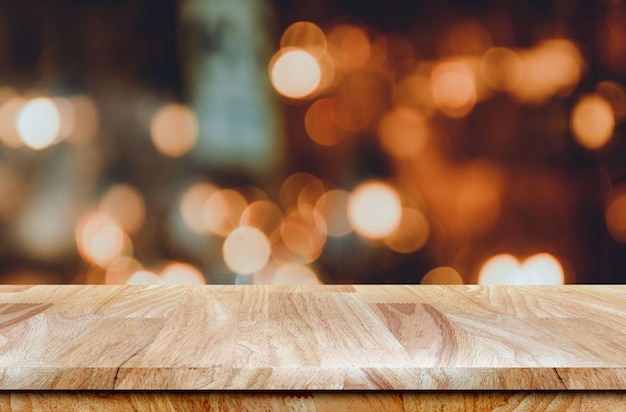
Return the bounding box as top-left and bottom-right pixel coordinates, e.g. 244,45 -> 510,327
240,200 -> 283,239
571,94 -> 615,149
270,48 -> 321,99
126,270 -> 161,285
606,186 -> 626,243
421,267 -> 463,284
384,208 -> 430,254
378,106 -> 428,159
179,182 -> 217,235
431,61 -> 477,118
105,257 -> 143,285
99,184 -> 146,234
280,21 -> 327,58
223,226 -> 271,275
76,212 -> 130,268
348,181 -> 402,239
150,103 -> 198,157
480,47 -> 523,92
17,98 -> 61,149
314,189 -> 352,237
203,189 -> 248,236
479,253 -> 564,285
273,263 -> 320,285
305,98 -> 347,146
159,262 -> 205,285
280,206 -> 327,263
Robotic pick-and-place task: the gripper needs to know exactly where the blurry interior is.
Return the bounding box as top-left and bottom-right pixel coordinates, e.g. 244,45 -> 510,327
0,0 -> 625,285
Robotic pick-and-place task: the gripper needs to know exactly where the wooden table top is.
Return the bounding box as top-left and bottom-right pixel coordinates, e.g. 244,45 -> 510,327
0,284 -> 624,390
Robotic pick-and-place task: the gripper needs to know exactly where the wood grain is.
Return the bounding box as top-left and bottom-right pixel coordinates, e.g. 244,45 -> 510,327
0,285 -> 624,390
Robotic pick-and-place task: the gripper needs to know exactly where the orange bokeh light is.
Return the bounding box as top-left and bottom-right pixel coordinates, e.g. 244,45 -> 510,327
76,212 -> 130,268
606,185 -> 626,243
378,106 -> 428,159
99,184 -> 146,235
203,189 -> 248,237
272,263 -> 320,285
280,21 -> 327,58
179,182 -> 217,235
571,94 -> 615,150
384,208 -> 430,254
314,189 -> 352,237
431,61 -> 477,118
159,262 -> 205,285
479,253 -> 564,285
223,226 -> 271,275
421,267 -> 463,285
480,47 -> 523,92
150,103 -> 198,157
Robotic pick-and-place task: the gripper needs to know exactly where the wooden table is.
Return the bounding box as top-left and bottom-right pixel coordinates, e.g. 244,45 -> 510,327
0,284 -> 624,410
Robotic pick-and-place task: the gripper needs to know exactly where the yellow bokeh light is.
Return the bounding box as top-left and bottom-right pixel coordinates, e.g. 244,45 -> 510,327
606,186 -> 626,243
421,267 -> 463,285
180,182 -> 217,235
479,253 -> 564,285
16,98 -> 61,150
431,61 -> 477,118
378,106 -> 428,159
384,208 -> 430,254
223,226 -> 271,275
203,189 -> 247,236
159,262 -> 205,285
76,212 -> 130,268
99,184 -> 146,235
280,21 -> 327,58
348,181 -> 402,239
150,103 -> 198,157
571,94 -> 615,150
272,263 -> 320,285
314,189 -> 352,237
270,48 -> 321,99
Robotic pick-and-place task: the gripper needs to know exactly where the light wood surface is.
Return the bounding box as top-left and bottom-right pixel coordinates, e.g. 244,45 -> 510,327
0,285 -> 624,390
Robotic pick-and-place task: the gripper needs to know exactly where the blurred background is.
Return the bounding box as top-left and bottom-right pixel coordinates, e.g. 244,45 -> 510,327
0,0 -> 624,285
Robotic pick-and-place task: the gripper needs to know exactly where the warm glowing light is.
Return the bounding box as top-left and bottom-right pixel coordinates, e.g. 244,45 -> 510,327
280,206 -> 327,263
479,253 -> 564,285
431,61 -> 477,118
480,47 -> 523,92
392,73 -> 436,117
280,173 -> 320,211
99,184 -> 146,234
0,97 -> 25,148
348,181 -> 402,239
67,95 -> 100,145
298,178 -> 326,209
327,24 -> 371,72
447,21 -> 493,55
51,97 -> 76,141
305,98 -> 347,146
314,189 -> 352,237
126,270 -> 161,285
150,103 -> 198,157
280,21 -> 327,58
384,208 -> 430,254
159,262 -> 205,285
270,48 -> 321,99
76,212 -> 130,268
595,81 -> 626,119
421,267 -> 463,285
105,257 -> 143,285
16,98 -> 61,149
223,226 -> 271,274
203,189 -> 247,236
240,200 -> 283,239
378,106 -> 428,159
606,186 -> 626,243
571,94 -> 615,150
180,182 -> 217,235
273,263 -> 320,285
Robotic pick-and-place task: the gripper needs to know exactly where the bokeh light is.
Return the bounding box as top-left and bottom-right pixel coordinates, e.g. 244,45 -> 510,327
159,262 -> 205,285
203,189 -> 248,236
76,212 -> 130,268
99,184 -> 146,235
270,48 -> 321,99
480,47 -> 523,92
240,200 -> 284,239
327,24 -> 371,73
571,94 -> 615,150
0,96 -> 25,148
16,98 -> 61,150
179,182 -> 217,235
378,106 -> 428,159
105,257 -> 143,285
606,185 -> 626,243
305,98 -> 348,146
126,270 -> 161,285
280,206 -> 327,263
348,181 -> 402,239
223,226 -> 271,274
384,208 -> 430,254
431,61 -> 477,117
272,263 -> 319,285
150,103 -> 198,157
421,267 -> 463,284
280,21 -> 327,58
479,253 -> 564,285
314,189 -> 352,237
